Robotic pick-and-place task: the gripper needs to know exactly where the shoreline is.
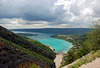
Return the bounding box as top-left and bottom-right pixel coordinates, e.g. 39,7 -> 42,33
51,35 -> 74,47
51,34 -> 76,46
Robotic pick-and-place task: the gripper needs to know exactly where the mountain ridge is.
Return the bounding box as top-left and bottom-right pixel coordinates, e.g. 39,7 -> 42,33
11,28 -> 91,34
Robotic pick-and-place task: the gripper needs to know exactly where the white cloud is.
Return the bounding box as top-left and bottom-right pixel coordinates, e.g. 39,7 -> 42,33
0,0 -> 100,29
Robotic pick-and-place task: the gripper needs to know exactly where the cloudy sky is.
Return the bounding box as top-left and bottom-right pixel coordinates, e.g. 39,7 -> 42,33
0,0 -> 100,29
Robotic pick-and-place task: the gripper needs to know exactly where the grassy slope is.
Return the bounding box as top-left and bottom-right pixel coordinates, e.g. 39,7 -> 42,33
0,25 -> 56,61
28,64 -> 41,68
0,25 -> 56,68
26,39 -> 54,54
0,36 -> 54,64
68,50 -> 100,68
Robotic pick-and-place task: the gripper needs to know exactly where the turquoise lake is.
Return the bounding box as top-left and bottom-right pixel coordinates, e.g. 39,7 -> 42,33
13,31 -> 72,53
29,32 -> 72,53
39,38 -> 72,53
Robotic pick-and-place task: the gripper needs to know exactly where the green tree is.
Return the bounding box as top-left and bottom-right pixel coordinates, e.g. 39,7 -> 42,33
87,19 -> 100,51
60,19 -> 100,67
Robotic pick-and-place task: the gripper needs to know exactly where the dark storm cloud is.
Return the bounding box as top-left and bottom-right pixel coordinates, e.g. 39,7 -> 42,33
0,0 -> 99,22
0,0 -> 57,21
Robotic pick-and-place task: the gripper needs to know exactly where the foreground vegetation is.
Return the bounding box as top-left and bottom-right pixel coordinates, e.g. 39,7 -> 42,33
29,64 -> 41,68
60,19 -> 100,68
68,50 -> 100,68
0,36 -> 53,64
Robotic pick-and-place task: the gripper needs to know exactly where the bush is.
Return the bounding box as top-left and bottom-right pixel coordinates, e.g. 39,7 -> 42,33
28,64 -> 41,68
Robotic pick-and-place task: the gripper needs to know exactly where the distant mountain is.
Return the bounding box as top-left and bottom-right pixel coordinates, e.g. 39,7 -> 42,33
0,26 -> 56,68
11,28 -> 91,34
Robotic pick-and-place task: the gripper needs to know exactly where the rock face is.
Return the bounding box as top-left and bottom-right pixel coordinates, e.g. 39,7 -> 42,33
0,26 -> 56,68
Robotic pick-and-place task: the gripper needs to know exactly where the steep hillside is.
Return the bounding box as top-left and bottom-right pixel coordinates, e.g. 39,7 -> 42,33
60,20 -> 100,68
0,25 -> 56,68
63,50 -> 100,68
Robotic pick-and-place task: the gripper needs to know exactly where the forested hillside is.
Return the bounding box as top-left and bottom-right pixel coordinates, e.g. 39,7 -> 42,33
0,25 -> 56,68
51,34 -> 87,46
60,20 -> 100,68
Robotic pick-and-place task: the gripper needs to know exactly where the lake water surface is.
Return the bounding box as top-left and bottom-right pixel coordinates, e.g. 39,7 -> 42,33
13,31 -> 72,53
29,33 -> 72,53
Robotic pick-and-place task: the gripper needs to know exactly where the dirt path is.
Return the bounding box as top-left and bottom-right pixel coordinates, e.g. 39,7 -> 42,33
54,54 -> 63,68
79,58 -> 100,68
